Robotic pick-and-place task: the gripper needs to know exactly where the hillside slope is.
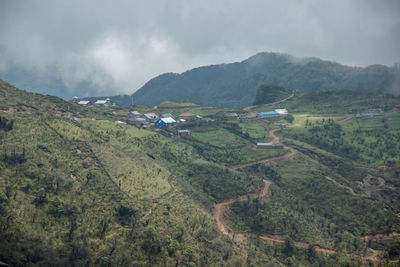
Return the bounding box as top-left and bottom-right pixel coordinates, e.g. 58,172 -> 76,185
130,52 -> 399,108
1,80 -> 399,266
0,80 -> 243,266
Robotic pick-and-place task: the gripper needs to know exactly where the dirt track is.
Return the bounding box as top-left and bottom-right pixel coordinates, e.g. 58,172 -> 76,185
213,127 -> 396,262
337,114 -> 353,123
229,128 -> 296,169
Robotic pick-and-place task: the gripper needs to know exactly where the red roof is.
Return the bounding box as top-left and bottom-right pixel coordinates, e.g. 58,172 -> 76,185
179,113 -> 197,117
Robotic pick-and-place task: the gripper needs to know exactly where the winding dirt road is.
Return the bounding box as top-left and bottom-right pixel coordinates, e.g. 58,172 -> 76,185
230,128 -> 296,169
213,127 -> 396,263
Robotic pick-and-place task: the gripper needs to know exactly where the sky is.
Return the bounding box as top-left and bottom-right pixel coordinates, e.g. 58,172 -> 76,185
0,0 -> 399,98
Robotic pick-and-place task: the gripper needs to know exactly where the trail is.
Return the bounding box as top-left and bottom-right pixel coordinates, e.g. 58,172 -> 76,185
325,176 -> 357,196
229,128 -> 296,169
244,92 -> 295,111
214,127 -> 395,263
337,114 -> 353,123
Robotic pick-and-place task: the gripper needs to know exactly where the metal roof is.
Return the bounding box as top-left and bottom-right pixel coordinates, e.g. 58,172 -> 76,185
257,142 -> 273,146
259,111 -> 279,115
160,117 -> 176,123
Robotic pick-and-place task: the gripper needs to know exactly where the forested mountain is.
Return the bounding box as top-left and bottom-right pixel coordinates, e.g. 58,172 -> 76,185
130,52 -> 399,108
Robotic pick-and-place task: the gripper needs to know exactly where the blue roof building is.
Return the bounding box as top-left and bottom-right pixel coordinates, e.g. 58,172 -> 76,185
155,117 -> 177,127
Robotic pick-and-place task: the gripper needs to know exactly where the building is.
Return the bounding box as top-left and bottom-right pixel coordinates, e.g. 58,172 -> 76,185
72,96 -> 79,103
95,98 -> 111,107
127,117 -> 146,126
161,113 -> 174,119
155,117 -> 177,127
257,142 -> 284,149
356,108 -> 384,117
128,111 -> 141,118
78,100 -> 92,106
257,109 -> 288,119
178,113 -> 199,120
177,129 -> 190,136
143,113 -> 159,121
275,109 -> 288,115
225,113 -> 238,118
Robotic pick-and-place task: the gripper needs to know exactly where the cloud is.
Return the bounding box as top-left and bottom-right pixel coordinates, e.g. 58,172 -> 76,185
0,0 -> 399,98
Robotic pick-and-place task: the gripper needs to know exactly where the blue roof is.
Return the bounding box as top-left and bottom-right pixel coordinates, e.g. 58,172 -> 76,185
259,111 -> 279,115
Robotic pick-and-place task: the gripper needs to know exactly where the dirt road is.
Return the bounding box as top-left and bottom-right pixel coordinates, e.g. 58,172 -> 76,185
230,128 -> 296,169
214,127 -> 394,262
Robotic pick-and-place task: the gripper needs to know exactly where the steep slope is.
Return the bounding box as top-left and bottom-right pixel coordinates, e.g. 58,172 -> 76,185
0,80 -> 242,266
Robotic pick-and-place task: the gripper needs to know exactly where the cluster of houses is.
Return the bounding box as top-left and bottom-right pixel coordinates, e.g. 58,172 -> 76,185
127,111 -> 201,128
257,109 -> 288,119
355,108 -> 384,117
73,97 -> 112,108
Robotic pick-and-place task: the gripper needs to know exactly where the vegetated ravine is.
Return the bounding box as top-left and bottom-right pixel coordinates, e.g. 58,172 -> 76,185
213,126 -> 399,263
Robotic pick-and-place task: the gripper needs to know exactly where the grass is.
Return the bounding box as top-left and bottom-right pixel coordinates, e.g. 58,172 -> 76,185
191,128 -> 248,148
238,120 -> 273,140
292,114 -> 347,127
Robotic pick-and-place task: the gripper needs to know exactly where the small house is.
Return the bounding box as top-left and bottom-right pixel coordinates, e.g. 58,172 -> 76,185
143,113 -> 159,121
257,142 -> 284,149
257,109 -> 288,119
161,113 -> 174,119
78,100 -> 92,106
275,109 -> 288,115
178,113 -> 198,120
95,98 -> 111,107
177,129 -> 190,136
155,117 -> 177,127
128,110 -> 141,118
225,113 -> 238,118
127,117 -> 146,126
72,96 -> 79,103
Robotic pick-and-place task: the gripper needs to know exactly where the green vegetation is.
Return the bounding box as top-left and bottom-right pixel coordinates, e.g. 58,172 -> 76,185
130,53 -> 398,108
253,84 -> 291,105
283,118 -> 400,165
1,79 -> 399,266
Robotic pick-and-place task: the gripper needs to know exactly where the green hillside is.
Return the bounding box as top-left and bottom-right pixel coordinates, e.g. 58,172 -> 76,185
127,52 -> 399,108
1,80 -> 400,266
253,84 -> 291,105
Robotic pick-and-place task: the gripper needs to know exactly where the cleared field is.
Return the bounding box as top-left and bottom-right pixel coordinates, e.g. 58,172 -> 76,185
292,114 -> 347,127
192,128 -> 248,148
238,120 -> 273,140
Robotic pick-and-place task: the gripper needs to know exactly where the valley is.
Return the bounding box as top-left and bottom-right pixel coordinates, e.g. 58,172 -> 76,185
0,80 -> 400,266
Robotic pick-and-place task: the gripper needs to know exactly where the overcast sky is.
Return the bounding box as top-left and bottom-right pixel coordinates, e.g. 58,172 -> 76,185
0,0 -> 399,97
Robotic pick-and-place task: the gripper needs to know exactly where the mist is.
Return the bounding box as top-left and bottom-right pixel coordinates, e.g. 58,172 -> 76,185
0,0 -> 399,98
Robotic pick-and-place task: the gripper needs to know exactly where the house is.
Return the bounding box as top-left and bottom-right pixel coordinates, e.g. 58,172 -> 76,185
161,113 -> 174,119
357,108 -> 384,117
78,100 -> 92,106
128,111 -> 141,118
178,113 -> 199,120
95,98 -> 111,107
155,117 -> 177,127
275,109 -> 288,115
72,96 -> 79,103
127,117 -> 146,126
225,113 -> 238,118
143,113 -> 159,121
257,142 -> 284,149
257,109 -> 288,119
177,129 -> 190,136
257,111 -> 280,118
